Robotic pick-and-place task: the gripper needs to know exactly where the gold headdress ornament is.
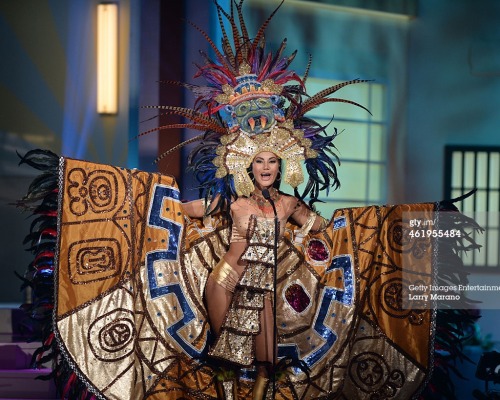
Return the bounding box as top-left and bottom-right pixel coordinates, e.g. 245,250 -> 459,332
213,121 -> 317,196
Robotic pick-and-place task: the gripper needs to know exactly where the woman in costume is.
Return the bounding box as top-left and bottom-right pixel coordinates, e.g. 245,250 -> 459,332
183,147 -> 326,398
159,3 -> 356,394
17,1 -> 482,399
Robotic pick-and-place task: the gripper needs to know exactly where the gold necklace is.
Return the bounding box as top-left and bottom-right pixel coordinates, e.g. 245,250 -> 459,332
249,189 -> 279,212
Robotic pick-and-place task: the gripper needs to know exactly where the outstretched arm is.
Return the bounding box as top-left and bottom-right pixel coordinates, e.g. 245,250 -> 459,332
181,199 -> 206,218
181,195 -> 221,218
290,199 -> 328,234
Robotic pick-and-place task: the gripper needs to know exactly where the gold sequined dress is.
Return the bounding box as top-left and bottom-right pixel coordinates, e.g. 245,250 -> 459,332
208,193 -> 302,367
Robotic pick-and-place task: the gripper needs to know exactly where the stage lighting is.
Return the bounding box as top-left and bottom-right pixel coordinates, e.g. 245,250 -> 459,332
97,3 -> 118,114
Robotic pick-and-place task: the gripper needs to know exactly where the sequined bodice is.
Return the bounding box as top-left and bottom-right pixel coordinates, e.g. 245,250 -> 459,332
230,197 -> 289,243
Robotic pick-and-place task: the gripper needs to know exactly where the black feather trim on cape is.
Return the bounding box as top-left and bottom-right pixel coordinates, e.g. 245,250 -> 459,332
15,150 -> 95,400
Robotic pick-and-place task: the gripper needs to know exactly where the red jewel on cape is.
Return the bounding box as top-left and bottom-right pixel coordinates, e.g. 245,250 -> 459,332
285,284 -> 310,313
307,239 -> 329,261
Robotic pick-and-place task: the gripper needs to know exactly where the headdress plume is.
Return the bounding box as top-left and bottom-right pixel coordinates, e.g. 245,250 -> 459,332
142,0 -> 369,210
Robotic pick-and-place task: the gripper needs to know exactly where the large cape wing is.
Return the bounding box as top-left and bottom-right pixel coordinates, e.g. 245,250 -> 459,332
276,205 -> 436,399
17,152 -> 481,400
54,157 -> 216,399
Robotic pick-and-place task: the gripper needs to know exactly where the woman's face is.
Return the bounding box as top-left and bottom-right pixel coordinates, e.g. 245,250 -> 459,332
251,152 -> 280,190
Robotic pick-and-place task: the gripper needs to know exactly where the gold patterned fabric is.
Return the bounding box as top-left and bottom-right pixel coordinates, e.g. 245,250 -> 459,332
55,158 -> 436,399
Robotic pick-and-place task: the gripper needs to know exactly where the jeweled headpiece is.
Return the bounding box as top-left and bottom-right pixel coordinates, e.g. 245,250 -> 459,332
215,64 -> 283,106
143,0 -> 368,209
213,121 -> 317,196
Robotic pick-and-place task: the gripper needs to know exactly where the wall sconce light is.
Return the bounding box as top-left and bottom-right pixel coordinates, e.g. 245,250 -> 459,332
97,3 -> 118,114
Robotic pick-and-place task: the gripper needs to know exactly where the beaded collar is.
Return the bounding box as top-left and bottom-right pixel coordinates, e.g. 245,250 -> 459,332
249,188 -> 280,214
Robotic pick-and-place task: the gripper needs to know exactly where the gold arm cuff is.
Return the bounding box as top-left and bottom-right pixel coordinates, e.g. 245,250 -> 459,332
297,210 -> 317,237
211,259 -> 239,293
317,216 -> 328,231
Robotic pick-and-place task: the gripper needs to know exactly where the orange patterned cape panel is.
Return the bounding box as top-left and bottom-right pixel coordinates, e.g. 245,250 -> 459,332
55,158 -> 435,399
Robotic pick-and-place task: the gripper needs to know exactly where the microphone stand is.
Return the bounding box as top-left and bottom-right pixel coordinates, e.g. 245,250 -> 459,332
261,188 -> 278,399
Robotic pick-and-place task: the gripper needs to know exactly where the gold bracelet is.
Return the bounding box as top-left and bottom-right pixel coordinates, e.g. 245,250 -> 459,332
317,216 -> 328,231
297,210 -> 317,237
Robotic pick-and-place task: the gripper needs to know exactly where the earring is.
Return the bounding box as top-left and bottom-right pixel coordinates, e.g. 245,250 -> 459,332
276,171 -> 282,181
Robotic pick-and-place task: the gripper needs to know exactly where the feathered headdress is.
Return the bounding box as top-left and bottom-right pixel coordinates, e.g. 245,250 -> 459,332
141,0 -> 369,211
